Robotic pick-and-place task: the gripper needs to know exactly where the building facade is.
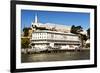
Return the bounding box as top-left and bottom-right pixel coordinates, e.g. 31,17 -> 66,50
31,30 -> 80,50
30,14 -> 81,51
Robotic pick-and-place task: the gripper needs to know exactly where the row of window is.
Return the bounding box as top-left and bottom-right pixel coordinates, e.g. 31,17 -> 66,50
32,36 -> 79,41
32,32 -> 76,37
32,32 -> 79,40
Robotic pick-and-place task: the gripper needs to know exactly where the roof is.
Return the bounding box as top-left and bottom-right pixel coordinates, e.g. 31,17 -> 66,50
32,22 -> 71,32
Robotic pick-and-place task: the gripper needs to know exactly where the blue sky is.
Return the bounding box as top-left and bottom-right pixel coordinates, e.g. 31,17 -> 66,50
21,10 -> 90,30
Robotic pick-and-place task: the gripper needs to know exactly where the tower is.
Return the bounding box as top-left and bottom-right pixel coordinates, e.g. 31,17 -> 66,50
31,13 -> 39,27
31,13 -> 39,30
35,13 -> 38,24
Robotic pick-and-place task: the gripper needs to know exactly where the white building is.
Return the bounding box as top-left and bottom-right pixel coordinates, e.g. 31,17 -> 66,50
30,14 -> 81,51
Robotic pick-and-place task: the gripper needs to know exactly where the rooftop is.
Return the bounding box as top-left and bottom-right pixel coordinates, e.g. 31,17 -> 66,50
33,30 -> 77,36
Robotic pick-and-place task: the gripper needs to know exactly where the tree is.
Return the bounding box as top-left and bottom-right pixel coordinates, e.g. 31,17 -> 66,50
21,38 -> 30,49
76,26 -> 83,33
81,35 -> 87,41
87,28 -> 90,39
70,25 -> 88,48
70,25 -> 76,33
70,25 -> 83,34
23,27 -> 30,37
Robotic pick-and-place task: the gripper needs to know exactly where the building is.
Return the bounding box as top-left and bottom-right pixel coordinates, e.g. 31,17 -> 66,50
31,14 -> 71,33
30,14 -> 81,51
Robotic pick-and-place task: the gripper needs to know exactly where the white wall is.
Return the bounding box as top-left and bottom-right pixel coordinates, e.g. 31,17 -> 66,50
0,0 -> 99,73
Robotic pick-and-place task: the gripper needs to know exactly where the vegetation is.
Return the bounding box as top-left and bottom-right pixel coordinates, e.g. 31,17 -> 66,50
23,27 -> 31,37
85,43 -> 90,48
21,38 -> 30,49
70,25 -> 88,48
87,28 -> 90,39
21,27 -> 31,49
70,25 -> 83,34
81,34 -> 87,41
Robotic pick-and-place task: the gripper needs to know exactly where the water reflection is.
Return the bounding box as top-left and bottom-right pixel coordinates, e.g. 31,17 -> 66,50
21,50 -> 90,63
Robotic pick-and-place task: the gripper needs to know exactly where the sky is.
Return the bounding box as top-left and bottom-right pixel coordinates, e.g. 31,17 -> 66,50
21,10 -> 90,31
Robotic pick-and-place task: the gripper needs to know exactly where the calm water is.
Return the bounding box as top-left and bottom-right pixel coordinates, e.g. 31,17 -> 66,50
21,50 -> 90,63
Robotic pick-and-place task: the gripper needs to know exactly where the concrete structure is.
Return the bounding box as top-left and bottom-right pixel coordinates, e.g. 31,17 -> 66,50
31,30 -> 80,50
30,14 -> 81,51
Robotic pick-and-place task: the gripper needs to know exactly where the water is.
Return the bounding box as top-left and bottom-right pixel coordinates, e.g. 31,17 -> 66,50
21,50 -> 90,63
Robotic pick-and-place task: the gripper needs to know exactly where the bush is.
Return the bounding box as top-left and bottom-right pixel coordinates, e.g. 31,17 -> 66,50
21,38 -> 30,49
85,43 -> 90,48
